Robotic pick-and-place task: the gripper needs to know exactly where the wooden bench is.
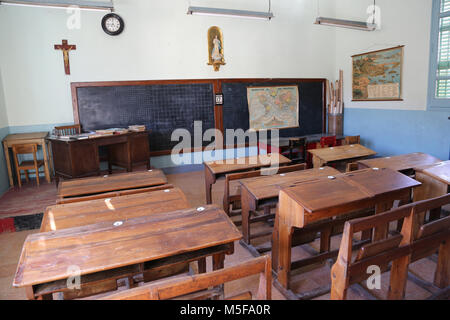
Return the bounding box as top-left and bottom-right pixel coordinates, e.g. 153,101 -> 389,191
331,194 -> 450,300
223,163 -> 306,216
101,256 -> 272,300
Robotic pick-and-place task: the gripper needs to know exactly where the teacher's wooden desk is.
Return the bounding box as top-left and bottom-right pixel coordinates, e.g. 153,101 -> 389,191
2,132 -> 52,187
48,131 -> 150,184
14,205 -> 242,300
273,168 -> 420,298
203,153 -> 291,204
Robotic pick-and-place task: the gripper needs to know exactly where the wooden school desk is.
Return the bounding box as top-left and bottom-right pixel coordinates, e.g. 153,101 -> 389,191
357,152 -> 441,175
258,134 -> 347,154
2,132 -> 52,187
273,168 -> 420,297
414,161 -> 450,201
42,187 -> 189,232
14,205 -> 242,300
57,170 -> 167,202
239,166 -> 340,255
308,144 -> 377,168
203,153 -> 291,204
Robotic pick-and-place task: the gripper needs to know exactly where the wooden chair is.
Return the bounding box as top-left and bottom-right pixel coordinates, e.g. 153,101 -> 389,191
331,194 -> 450,300
320,135 -> 337,148
345,135 -> 361,145
12,144 -> 44,187
101,256 -> 272,300
223,163 -> 307,217
54,124 -> 81,136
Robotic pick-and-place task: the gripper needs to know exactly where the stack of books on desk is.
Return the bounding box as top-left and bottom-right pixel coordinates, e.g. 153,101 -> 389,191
128,125 -> 146,132
95,129 -> 116,135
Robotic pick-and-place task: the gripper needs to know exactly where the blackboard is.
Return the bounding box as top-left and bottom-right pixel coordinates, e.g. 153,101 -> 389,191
221,80 -> 325,140
75,82 -> 215,152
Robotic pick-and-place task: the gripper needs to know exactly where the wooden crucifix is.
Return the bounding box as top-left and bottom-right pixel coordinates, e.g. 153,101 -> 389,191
54,40 -> 76,75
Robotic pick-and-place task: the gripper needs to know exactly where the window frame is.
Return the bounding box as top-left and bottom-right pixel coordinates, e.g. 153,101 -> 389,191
428,0 -> 450,110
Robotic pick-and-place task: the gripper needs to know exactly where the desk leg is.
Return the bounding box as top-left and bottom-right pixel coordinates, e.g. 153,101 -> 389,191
25,286 -> 35,300
434,239 -> 450,288
312,155 -> 324,168
275,222 -> 293,290
272,206 -> 280,272
3,141 -> 14,187
46,140 -> 54,178
127,140 -> 132,172
41,139 -> 51,183
212,253 -> 226,299
204,166 -> 215,204
241,187 -> 256,245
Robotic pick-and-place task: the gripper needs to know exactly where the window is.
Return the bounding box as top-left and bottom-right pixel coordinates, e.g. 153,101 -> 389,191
428,0 -> 450,109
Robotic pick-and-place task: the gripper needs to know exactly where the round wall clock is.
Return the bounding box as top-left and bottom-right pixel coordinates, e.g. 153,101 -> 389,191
101,13 -> 125,36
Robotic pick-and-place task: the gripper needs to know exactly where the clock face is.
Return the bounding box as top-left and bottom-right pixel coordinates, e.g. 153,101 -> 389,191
101,13 -> 124,36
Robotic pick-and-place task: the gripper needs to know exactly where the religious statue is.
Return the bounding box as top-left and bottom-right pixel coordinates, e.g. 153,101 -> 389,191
207,26 -> 225,71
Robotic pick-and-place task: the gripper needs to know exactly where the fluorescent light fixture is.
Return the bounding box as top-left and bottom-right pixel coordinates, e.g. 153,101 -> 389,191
315,17 -> 376,31
187,6 -> 274,20
0,0 -> 113,11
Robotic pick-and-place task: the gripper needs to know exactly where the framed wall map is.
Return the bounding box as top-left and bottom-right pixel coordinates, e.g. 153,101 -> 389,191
352,45 -> 404,101
247,86 -> 299,131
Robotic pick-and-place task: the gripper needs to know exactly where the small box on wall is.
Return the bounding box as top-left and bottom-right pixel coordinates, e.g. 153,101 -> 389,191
215,93 -> 224,105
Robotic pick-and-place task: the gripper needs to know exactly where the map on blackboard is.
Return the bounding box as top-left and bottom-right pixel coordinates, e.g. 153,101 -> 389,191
352,46 -> 403,101
247,86 -> 299,131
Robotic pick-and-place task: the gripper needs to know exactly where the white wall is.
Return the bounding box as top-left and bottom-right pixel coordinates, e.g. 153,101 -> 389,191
0,67 -> 8,129
334,0 -> 432,110
0,0 -> 337,127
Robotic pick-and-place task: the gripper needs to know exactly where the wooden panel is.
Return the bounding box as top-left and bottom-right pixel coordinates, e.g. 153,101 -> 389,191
56,184 -> 174,204
14,205 -> 242,287
357,152 -> 442,172
415,161 -> 450,185
343,168 -> 421,197
240,166 -> 340,200
308,144 -> 377,163
205,153 -> 291,175
282,176 -> 369,214
42,187 -> 189,232
58,170 -> 167,198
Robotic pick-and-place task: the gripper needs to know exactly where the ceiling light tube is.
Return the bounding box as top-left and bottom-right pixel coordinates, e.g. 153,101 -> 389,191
0,0 -> 113,11
315,17 -> 376,31
187,6 -> 274,20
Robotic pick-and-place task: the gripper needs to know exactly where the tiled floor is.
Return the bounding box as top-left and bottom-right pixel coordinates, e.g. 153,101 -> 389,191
0,169 -> 447,300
